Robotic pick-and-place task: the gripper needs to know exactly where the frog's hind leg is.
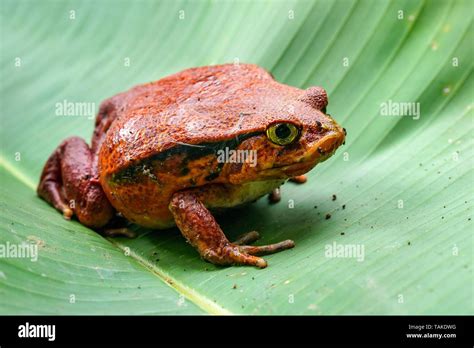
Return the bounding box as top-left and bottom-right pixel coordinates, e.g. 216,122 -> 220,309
37,145 -> 73,219
37,136 -> 114,229
169,191 -> 295,268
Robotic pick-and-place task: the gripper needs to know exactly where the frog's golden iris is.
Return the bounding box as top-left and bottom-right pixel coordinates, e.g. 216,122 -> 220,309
266,122 -> 300,146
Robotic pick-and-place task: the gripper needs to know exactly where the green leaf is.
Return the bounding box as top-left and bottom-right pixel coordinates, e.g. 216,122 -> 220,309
1,0 -> 472,314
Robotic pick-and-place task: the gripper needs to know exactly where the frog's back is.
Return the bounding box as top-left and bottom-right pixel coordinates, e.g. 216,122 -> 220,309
98,64 -> 300,177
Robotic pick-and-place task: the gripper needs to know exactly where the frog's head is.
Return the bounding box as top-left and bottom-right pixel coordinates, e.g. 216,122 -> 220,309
226,86 -> 345,184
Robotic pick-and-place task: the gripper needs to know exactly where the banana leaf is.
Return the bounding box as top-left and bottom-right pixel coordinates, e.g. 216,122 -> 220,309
0,0 -> 472,314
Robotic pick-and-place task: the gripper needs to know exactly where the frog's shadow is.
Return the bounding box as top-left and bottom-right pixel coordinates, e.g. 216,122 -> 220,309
132,201 -> 324,271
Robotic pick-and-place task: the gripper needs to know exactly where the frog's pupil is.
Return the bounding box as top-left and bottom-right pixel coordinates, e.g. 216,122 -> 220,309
275,124 -> 291,139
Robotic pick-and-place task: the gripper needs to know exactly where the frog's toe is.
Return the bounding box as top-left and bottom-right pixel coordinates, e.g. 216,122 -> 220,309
289,175 -> 307,184
233,231 -> 260,245
238,239 -> 295,256
62,207 -> 73,220
232,252 -> 267,268
203,245 -> 267,268
254,257 -> 268,268
268,187 -> 281,203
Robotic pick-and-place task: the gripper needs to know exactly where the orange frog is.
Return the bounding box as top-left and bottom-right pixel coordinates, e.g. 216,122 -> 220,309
38,64 -> 345,268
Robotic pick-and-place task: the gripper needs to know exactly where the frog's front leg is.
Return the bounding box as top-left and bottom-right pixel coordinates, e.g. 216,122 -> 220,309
169,191 -> 294,268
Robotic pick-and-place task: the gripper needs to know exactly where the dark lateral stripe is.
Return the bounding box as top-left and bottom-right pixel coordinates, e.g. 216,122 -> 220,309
110,131 -> 263,183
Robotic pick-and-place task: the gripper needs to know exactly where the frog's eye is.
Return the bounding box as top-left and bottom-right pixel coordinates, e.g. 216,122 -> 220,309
266,122 -> 300,146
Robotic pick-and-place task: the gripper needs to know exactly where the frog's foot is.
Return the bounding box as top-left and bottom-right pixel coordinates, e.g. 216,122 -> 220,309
169,191 -> 294,268
37,136 -> 114,229
268,187 -> 281,203
289,175 -> 307,184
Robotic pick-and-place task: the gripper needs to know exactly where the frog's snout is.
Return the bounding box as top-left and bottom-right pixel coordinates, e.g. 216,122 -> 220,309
315,124 -> 345,158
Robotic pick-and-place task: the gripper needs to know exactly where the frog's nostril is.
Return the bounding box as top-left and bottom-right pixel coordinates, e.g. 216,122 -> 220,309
316,121 -> 323,132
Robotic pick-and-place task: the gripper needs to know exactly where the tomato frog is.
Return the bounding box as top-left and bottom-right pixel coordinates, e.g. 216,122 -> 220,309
38,64 -> 345,268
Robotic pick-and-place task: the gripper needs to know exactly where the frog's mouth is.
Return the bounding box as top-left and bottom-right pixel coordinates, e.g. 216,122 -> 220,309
311,131 -> 345,161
